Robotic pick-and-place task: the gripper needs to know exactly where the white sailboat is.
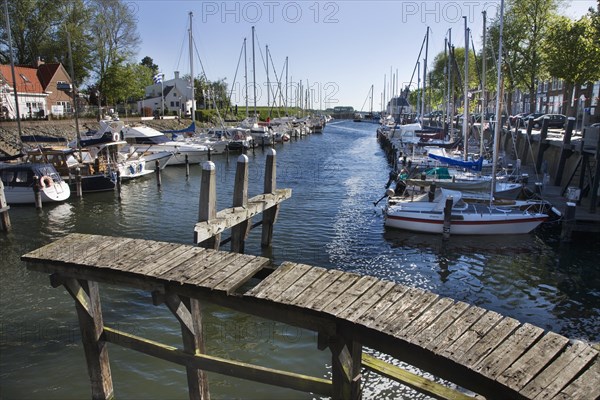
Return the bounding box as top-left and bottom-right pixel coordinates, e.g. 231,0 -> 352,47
383,0 -> 549,235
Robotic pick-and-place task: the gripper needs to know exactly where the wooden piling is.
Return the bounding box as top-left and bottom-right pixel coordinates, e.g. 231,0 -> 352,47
261,149 -> 277,248
155,160 -> 162,188
75,167 -> 83,198
33,176 -> 42,209
428,183 -> 436,202
185,155 -> 190,178
330,335 -> 362,400
231,155 -> 250,253
520,116 -> 534,164
554,117 -> 576,186
197,161 -> 220,250
207,147 -> 211,161
535,117 -> 550,172
443,196 -> 453,240
0,180 -> 11,231
116,171 -> 122,200
561,202 -> 577,242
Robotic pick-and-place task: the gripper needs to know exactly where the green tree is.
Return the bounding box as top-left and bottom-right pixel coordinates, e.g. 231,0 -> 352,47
89,0 -> 141,105
543,14 -> 600,116
140,56 -> 158,75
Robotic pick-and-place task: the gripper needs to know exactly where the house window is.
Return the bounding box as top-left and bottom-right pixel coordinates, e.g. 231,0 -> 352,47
591,82 -> 599,106
558,80 -> 563,90
543,82 -> 548,92
552,78 -> 557,90
170,101 -> 175,107
175,101 -> 180,107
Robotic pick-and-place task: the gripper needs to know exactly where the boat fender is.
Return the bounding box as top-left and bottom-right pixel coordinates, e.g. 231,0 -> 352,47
40,175 -> 54,188
112,132 -> 120,141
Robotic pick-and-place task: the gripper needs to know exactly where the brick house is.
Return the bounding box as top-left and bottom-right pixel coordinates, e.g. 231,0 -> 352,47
0,60 -> 73,120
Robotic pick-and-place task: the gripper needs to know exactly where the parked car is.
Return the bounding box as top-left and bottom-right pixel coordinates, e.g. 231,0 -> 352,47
521,113 -> 545,127
530,114 -> 566,129
509,112 -> 527,126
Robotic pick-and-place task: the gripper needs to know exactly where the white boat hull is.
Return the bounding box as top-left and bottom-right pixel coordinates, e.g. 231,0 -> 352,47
2,182 -> 71,204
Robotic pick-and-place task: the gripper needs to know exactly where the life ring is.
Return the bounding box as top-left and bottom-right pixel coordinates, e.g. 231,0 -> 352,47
40,175 -> 54,188
112,132 -> 120,141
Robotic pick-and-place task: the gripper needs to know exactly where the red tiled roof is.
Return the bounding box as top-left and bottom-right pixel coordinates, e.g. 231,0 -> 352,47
0,65 -> 45,94
37,63 -> 62,89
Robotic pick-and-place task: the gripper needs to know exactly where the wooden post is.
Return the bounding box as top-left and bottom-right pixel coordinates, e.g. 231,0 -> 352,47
155,160 -> 162,188
157,292 -> 210,400
207,147 -> 211,161
65,278 -> 114,400
590,131 -> 600,213
116,170 -> 122,200
75,167 -> 83,198
561,202 -> 576,243
261,149 -> 277,248
428,183 -> 436,202
225,144 -> 229,162
443,196 -> 453,240
420,172 -> 426,193
554,117 -> 576,186
197,161 -> 219,249
520,116 -> 534,164
185,155 -> 190,179
330,335 -> 362,400
535,117 -> 550,172
0,180 -> 11,231
33,176 -> 42,209
231,155 -> 250,253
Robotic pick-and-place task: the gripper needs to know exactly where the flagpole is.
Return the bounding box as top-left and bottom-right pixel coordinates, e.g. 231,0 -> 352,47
161,74 -> 164,118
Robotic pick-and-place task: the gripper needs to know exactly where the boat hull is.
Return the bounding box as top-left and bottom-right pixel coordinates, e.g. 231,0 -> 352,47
2,182 -> 71,204
384,210 -> 547,235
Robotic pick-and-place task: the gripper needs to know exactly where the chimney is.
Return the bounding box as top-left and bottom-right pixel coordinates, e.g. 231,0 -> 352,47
36,57 -> 45,67
174,71 -> 179,79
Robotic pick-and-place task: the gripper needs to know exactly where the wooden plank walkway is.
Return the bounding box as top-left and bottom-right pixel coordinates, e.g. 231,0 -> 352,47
22,233 -> 599,399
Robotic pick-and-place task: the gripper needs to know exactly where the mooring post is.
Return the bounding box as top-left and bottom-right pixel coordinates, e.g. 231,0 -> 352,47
231,154 -> 250,253
225,144 -> 229,162
261,149 -> 277,248
58,277 -> 114,399
0,180 -> 11,231
197,161 -> 220,249
116,170 -> 122,200
521,116 -> 534,164
554,117 -> 576,186
443,196 -> 453,240
207,147 -> 211,161
535,117 -> 550,172
184,154 -> 190,179
330,334 -> 362,400
561,202 -> 576,243
155,160 -> 162,188
428,183 -> 436,202
75,167 -> 83,198
33,176 -> 42,209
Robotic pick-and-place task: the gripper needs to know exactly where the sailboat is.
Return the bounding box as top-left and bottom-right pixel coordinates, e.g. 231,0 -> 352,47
383,0 -> 549,235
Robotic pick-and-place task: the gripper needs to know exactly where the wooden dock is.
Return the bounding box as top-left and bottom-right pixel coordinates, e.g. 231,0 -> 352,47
22,233 -> 599,400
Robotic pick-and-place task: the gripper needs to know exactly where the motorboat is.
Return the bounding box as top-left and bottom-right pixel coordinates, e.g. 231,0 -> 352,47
0,162 -> 71,204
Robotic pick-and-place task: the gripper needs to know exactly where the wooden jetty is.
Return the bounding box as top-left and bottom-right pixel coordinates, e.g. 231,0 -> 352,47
19,147 -> 600,399
22,233 -> 599,399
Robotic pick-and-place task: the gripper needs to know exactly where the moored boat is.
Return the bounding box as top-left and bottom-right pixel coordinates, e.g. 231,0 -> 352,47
0,162 -> 71,204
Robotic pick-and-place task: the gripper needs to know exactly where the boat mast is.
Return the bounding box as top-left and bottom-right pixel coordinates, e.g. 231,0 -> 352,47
285,56 -> 288,115
370,84 -> 374,116
266,44 -> 270,117
188,11 -> 195,124
421,26 -> 429,124
491,0 -> 506,200
463,17 -> 470,161
447,29 -> 453,139
416,61 -> 421,122
481,11 -> 487,158
244,38 -> 248,118
66,28 -> 83,162
251,26 -> 257,119
3,0 -> 22,137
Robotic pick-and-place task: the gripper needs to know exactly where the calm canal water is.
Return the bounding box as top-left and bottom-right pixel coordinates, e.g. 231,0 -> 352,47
1,120 -> 599,399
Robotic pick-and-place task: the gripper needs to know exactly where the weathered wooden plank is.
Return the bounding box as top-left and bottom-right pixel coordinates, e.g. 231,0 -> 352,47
520,341 -> 598,399
95,238 -> 156,270
288,269 -> 345,308
127,243 -> 189,275
473,323 -> 545,381
382,290 -> 440,337
552,357 -> 600,400
186,252 -> 244,286
308,272 -> 361,312
398,297 -> 456,341
103,326 -> 332,396
271,265 -> 328,304
321,275 -> 379,317
22,233 -> 88,261
254,262 -> 314,301
362,353 -> 477,400
454,314 -> 519,367
159,248 -> 223,283
197,254 -> 263,289
76,238 -> 138,269
193,189 -> 292,244
119,241 -> 179,272
367,287 -> 426,332
152,247 -> 207,278
411,301 -> 473,350
354,285 -> 412,329
212,257 -> 270,294
444,310 -> 505,361
338,280 -> 396,322
245,261 -> 296,298
498,331 -> 570,391
57,236 -> 117,264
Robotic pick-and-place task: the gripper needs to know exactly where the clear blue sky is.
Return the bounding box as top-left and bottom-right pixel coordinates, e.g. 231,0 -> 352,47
132,0 -> 596,111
